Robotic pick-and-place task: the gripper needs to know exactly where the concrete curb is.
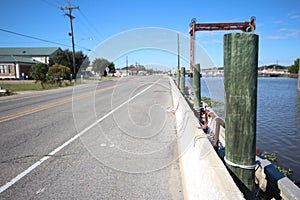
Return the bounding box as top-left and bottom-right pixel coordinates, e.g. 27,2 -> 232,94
169,77 -> 244,200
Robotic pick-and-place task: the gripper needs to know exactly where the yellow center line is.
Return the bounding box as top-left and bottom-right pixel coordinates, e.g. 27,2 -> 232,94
0,84 -> 118,123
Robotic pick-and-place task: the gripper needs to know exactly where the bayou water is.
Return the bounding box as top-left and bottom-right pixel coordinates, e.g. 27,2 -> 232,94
188,77 -> 300,184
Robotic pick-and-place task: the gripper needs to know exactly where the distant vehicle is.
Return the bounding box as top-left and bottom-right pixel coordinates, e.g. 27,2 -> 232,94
138,71 -> 147,76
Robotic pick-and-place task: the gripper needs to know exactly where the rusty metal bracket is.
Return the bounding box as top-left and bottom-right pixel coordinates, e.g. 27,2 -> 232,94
189,17 -> 256,73
189,16 -> 256,34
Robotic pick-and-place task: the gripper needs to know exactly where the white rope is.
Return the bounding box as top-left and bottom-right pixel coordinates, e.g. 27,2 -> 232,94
166,96 -> 182,113
193,135 -> 207,147
224,156 -> 257,170
255,161 -> 265,198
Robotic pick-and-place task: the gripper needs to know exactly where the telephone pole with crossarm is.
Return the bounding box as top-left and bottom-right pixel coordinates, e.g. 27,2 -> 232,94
60,0 -> 79,77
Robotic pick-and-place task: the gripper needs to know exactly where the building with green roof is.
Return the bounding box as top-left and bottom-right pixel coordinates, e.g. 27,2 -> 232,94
0,47 -> 60,79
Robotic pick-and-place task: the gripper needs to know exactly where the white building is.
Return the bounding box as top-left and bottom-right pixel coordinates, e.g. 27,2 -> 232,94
0,47 -> 60,79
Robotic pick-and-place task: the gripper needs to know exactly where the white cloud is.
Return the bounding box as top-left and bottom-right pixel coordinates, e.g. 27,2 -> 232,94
279,28 -> 289,31
290,15 -> 300,19
273,20 -> 283,24
288,12 -> 300,20
278,28 -> 300,37
287,30 -> 300,37
265,28 -> 300,40
266,35 -> 284,40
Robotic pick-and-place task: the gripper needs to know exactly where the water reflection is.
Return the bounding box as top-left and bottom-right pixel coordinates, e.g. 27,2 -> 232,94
186,77 -> 225,116
186,76 -> 300,183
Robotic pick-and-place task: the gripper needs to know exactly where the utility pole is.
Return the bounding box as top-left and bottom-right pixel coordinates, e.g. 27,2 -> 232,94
126,56 -> 128,75
177,33 -> 180,86
60,0 -> 79,77
298,61 -> 300,92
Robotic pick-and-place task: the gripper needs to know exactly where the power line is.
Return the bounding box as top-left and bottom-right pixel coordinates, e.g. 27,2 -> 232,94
0,28 -> 70,47
40,0 -> 95,53
0,28 -> 91,52
78,9 -> 104,40
39,0 -> 61,9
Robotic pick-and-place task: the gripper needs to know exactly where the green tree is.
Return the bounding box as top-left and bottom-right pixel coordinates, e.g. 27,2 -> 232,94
49,49 -> 90,76
48,64 -> 71,85
49,49 -> 71,69
288,58 -> 300,74
75,51 -> 90,71
137,64 -> 145,70
29,63 -> 48,88
92,58 -> 115,76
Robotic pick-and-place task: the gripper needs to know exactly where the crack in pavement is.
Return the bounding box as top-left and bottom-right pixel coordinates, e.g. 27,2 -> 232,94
1,153 -> 77,164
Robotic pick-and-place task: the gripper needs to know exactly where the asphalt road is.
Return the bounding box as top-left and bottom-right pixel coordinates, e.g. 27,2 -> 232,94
0,75 -> 183,199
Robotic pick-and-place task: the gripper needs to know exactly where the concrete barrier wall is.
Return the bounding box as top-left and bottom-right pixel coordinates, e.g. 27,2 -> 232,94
169,77 -> 244,200
255,155 -> 300,200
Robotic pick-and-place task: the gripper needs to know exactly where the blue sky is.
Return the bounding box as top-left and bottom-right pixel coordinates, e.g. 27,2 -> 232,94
0,0 -> 299,69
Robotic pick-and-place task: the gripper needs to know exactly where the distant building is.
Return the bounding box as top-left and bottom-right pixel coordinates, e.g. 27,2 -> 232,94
0,47 -> 60,79
112,69 -> 129,77
201,68 -> 224,77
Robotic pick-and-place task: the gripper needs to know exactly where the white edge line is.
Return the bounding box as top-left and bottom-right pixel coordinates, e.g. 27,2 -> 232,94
0,78 -> 161,194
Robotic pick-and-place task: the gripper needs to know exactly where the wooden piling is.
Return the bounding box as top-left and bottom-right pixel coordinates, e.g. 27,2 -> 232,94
180,67 -> 185,94
224,33 -> 259,199
193,64 -> 201,111
177,69 -> 180,88
298,62 -> 300,92
177,33 -> 181,88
